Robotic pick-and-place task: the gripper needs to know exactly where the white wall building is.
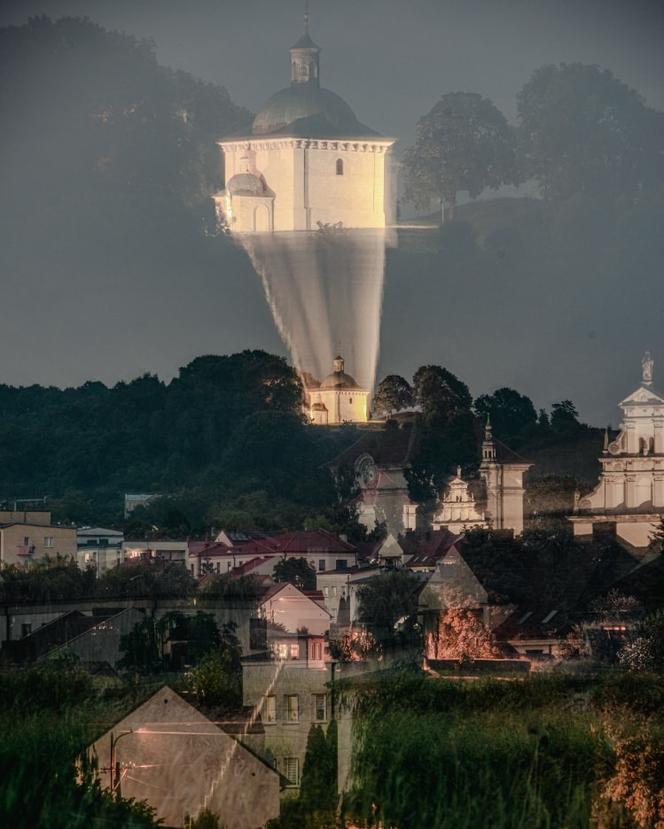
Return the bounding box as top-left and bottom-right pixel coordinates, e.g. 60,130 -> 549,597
214,23 -> 395,234
432,467 -> 488,533
571,352 -> 664,548
304,355 -> 370,424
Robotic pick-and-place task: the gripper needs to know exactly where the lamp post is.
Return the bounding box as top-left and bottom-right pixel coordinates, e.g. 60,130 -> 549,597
109,728 -> 133,796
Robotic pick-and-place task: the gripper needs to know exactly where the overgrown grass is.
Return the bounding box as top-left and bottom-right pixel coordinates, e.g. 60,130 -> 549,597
343,671 -> 664,828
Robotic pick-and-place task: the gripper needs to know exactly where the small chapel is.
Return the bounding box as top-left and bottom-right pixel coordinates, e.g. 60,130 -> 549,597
213,12 -> 395,233
570,352 -> 664,548
304,355 -> 370,424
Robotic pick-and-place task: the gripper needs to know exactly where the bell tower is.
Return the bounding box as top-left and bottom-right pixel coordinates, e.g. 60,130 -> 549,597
290,2 -> 320,86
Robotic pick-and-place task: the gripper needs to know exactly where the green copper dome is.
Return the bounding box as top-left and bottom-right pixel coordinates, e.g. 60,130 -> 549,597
252,85 -> 377,138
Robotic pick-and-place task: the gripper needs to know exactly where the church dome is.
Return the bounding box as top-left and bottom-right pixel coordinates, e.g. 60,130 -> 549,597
320,355 -> 361,390
252,85 -> 376,138
226,172 -> 267,196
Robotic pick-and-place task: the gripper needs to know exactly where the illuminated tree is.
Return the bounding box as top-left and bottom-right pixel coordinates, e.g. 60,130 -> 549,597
373,375 -> 414,417
427,607 -> 500,660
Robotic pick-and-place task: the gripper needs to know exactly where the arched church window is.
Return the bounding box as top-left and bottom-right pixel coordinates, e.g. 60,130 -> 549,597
336,158 -> 344,176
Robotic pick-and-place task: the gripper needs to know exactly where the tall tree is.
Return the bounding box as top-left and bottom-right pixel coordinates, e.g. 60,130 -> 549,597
404,92 -> 518,219
373,375 -> 414,417
474,387 -> 537,439
517,63 -> 662,200
412,365 -> 472,422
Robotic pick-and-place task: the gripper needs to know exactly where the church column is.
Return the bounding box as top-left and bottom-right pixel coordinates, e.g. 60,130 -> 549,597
625,475 -> 638,509
654,419 -> 664,454
625,422 -> 638,454
653,474 -> 664,508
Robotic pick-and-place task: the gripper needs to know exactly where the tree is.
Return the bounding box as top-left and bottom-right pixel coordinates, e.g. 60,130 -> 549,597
373,375 -> 414,417
619,610 -> 664,671
118,617 -> 163,673
427,607 -> 500,660
550,400 -> 582,434
185,622 -> 243,708
412,365 -> 472,422
474,387 -> 537,440
404,92 -> 518,219
273,557 -> 317,591
357,571 -> 423,649
517,63 -> 661,200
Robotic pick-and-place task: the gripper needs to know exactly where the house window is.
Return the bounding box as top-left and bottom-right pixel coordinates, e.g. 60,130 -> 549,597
277,643 -> 289,660
290,643 -> 300,659
283,757 -> 300,787
314,694 -> 327,721
331,586 -> 338,597
264,695 -> 277,723
336,559 -> 348,570
319,559 -> 326,572
43,536 -> 55,548
323,586 -> 329,597
21,623 -> 32,638
286,694 -> 299,722
349,397 -> 353,404
336,158 -> 344,176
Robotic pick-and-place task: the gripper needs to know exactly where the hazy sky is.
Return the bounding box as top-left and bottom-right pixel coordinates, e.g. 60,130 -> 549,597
1,0 -> 664,423
2,0 -> 663,143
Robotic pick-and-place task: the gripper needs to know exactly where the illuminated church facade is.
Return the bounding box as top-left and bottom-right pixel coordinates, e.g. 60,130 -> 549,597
571,353 -> 664,548
214,20 -> 395,233
304,355 -> 370,425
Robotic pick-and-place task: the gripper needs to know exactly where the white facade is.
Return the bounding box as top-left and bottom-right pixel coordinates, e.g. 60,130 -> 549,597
571,353 -> 664,547
214,26 -> 395,234
305,355 -> 370,424
479,421 -> 531,536
432,467 -> 488,533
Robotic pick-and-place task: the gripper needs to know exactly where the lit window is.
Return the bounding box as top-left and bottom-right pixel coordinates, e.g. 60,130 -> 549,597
264,695 -> 276,723
283,757 -> 300,786
336,158 -> 344,176
278,643 -> 289,660
290,643 -> 300,659
286,694 -> 299,722
314,694 -> 327,721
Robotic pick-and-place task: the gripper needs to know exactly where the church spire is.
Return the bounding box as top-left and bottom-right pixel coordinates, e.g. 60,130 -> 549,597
290,1 -> 320,86
482,414 -> 497,461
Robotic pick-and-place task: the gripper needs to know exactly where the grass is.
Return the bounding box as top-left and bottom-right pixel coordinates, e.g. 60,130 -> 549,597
343,670 -> 664,829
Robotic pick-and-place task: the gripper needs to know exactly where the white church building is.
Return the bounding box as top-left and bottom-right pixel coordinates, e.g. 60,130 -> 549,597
304,355 -> 370,425
213,18 -> 395,233
432,420 -> 532,536
571,353 -> 664,548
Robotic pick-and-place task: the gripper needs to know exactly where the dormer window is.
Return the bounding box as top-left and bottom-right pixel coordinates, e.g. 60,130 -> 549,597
336,158 -> 344,176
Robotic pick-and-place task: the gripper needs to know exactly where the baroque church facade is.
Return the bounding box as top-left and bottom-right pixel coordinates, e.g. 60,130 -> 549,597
214,20 -> 395,233
432,420 -> 532,536
571,353 -> 664,548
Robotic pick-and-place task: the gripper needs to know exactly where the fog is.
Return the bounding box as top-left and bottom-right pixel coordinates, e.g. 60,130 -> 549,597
1,1 -> 663,423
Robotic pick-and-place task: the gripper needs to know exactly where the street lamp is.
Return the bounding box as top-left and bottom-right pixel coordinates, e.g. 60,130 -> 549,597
109,728 -> 133,796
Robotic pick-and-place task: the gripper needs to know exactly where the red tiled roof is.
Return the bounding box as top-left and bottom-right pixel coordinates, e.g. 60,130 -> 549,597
271,529 -> 357,554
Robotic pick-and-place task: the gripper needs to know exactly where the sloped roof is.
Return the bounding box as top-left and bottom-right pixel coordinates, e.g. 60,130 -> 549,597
271,529 -> 357,554
328,424 -> 419,469
401,529 -> 461,568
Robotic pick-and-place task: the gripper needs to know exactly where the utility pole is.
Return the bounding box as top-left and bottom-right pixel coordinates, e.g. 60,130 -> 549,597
109,729 -> 133,796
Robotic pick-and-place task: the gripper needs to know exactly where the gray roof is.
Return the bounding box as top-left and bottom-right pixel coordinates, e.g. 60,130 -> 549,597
252,85 -> 379,139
